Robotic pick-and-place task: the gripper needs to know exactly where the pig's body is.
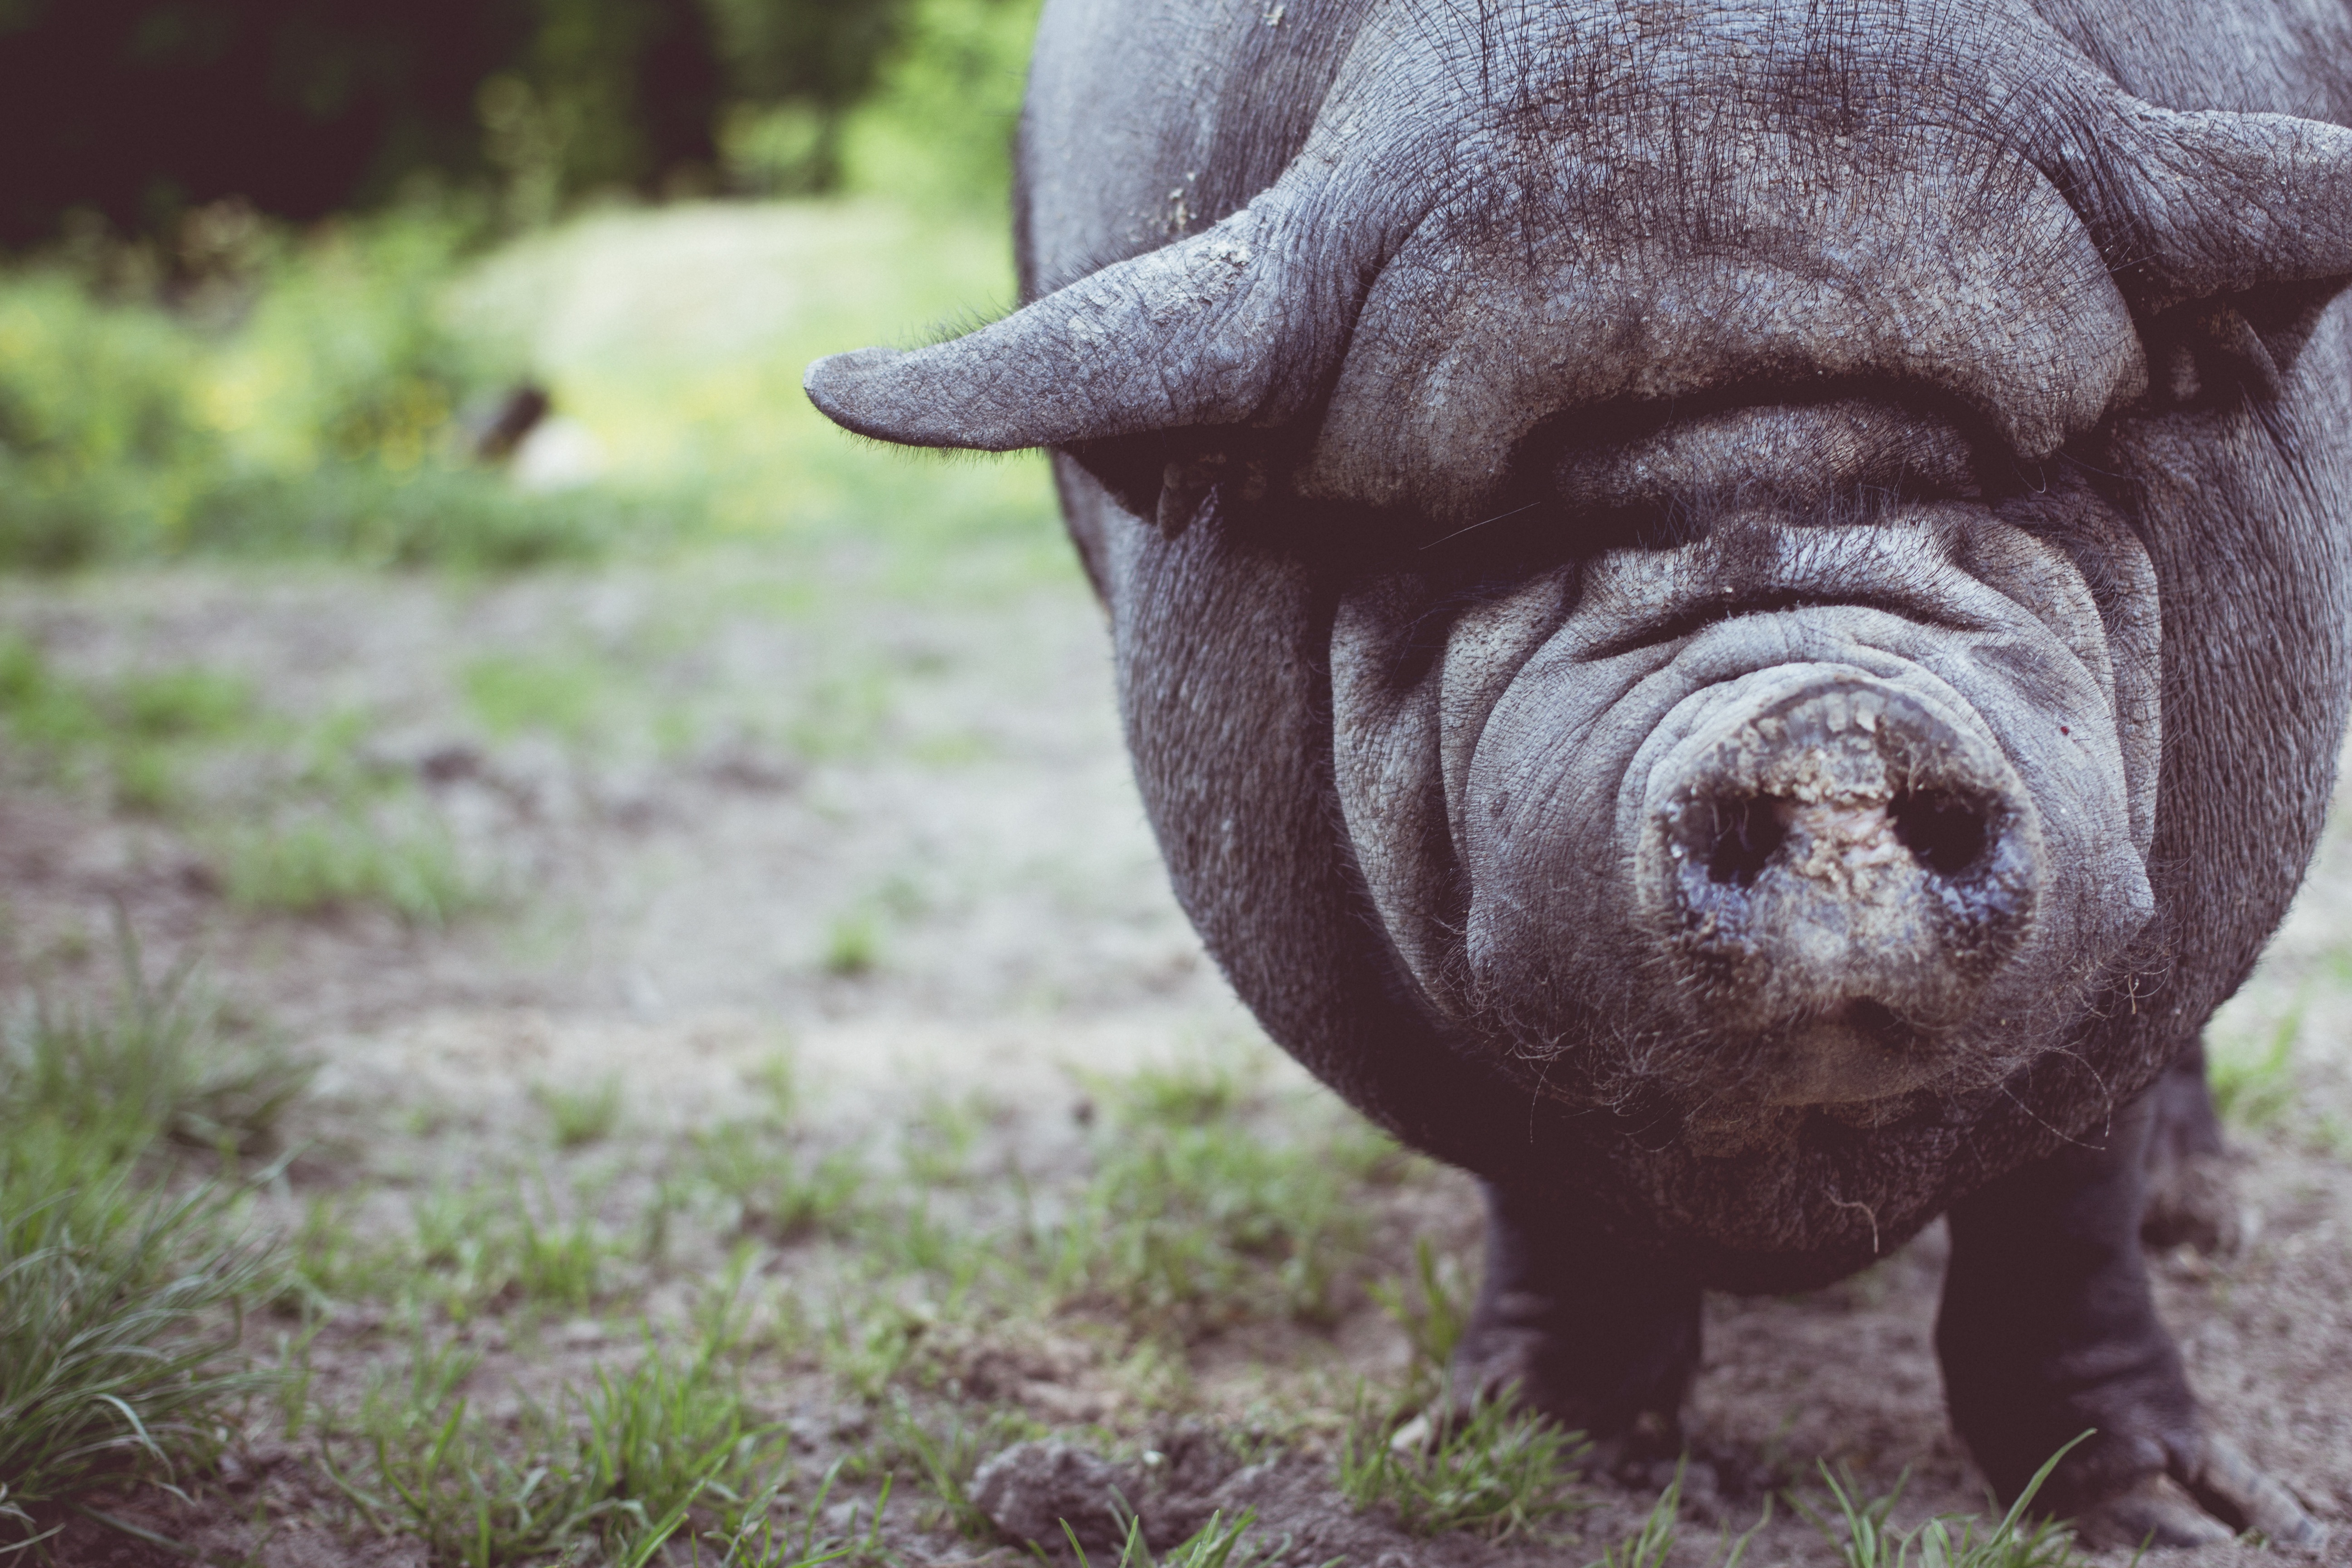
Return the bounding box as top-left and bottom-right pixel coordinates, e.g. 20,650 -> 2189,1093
810,0 -> 2352,1544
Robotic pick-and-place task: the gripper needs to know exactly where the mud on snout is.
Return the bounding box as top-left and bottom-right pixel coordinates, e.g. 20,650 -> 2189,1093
1629,664 -> 2044,1105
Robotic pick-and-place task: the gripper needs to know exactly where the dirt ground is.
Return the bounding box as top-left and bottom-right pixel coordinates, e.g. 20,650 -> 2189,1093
5,546 -> 2351,1568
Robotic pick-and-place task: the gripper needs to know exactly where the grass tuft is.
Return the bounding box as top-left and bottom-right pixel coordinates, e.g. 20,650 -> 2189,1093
1337,1391 -> 1590,1541
0,949 -> 290,1542
1044,1079 -> 1396,1335
2209,1008 -> 2300,1132
216,809 -> 485,926
690,1122 -> 864,1244
821,911 -> 882,978
408,1178 -> 620,1318
0,1156 -> 280,1531
334,1328 -> 787,1568
709,1459 -> 893,1568
1586,1464 -> 1684,1568
537,1073 -> 625,1149
1370,1238 -> 1474,1409
1800,1436 -> 2091,1568
867,1394 -> 1035,1540
1061,1507 -> 1277,1568
2,946 -> 311,1160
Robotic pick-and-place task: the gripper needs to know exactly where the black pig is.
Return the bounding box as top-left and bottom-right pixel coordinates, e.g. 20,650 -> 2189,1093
808,0 -> 2352,1546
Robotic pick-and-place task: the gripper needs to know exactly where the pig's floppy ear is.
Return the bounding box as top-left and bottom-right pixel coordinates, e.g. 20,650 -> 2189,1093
804,194 -> 1335,452
2060,96 -> 2352,311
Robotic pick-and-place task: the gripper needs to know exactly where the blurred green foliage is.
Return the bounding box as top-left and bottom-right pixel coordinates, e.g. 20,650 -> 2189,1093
0,0 -> 1046,573
0,209 -> 647,569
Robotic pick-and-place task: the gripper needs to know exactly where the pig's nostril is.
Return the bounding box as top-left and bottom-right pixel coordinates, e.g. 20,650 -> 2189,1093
1705,797 -> 1788,887
1891,789 -> 1989,877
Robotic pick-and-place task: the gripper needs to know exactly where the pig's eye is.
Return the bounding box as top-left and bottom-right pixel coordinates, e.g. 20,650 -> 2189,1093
2137,283 -> 2339,412
1511,389 -> 1992,556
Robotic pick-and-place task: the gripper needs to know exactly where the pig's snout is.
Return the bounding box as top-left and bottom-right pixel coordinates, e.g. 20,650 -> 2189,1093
1692,789 -> 1991,891
1637,673 -> 2041,1098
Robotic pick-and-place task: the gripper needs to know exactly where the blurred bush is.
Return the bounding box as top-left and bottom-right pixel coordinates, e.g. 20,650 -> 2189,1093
0,0 -> 1047,571
0,207 -> 642,570
831,0 -> 1042,211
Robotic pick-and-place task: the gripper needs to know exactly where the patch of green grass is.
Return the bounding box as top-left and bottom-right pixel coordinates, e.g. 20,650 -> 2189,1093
2313,1110 -> 2352,1160
1371,1238 -> 1474,1409
334,1327 -> 787,1568
875,1196 -> 997,1289
115,666 -> 258,740
537,1073 -> 625,1149
817,1294 -> 940,1401
1,941 -> 312,1160
0,640 -> 495,926
1110,1053 -> 1255,1128
1586,1465 -> 1686,1568
1044,1076 -> 1401,1334
402,1178 -> 621,1319
708,1460 -> 895,1568
0,211 -> 642,572
1337,1393 -> 1591,1542
688,1122 -> 864,1244
1581,1472 -> 1773,1568
0,956 -> 289,1545
0,636 -> 103,755
2209,1008 -> 2300,1132
0,271 -> 215,568
284,1194 -> 398,1312
1799,1440 -> 2090,1568
216,809 -> 484,926
1064,1508 -> 1276,1568
105,667 -> 258,812
183,463 -> 628,570
0,637 -> 264,814
745,1048 -> 800,1122
0,1150 -> 280,1538
907,729 -> 995,767
821,910 -> 883,977
294,1175 -> 625,1319
865,1394 -> 1036,1541
899,1090 -> 990,1186
462,652 -> 610,743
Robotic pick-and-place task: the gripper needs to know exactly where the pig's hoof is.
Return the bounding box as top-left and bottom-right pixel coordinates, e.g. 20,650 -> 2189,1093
2073,1475 -> 2234,1548
1444,1318 -> 1691,1456
2140,1150 -> 2246,1255
2071,1440 -> 2326,1551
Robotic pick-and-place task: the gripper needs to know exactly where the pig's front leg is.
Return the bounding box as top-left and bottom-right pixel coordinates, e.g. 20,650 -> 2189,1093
1447,1181 -> 1702,1450
1937,1090 -> 2323,1549
2140,1037 -> 2240,1253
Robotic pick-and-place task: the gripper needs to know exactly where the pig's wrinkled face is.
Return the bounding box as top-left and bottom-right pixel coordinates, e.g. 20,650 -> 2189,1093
1322,112 -> 2167,1135
1331,461 -> 2162,1137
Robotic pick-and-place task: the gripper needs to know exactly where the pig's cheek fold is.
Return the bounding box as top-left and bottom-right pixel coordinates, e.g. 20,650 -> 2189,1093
1332,568 -> 1574,1016
1456,668 -> 1655,1017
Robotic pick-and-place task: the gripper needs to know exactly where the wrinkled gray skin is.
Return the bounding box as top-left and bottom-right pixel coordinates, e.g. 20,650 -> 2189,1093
808,0 -> 2352,1547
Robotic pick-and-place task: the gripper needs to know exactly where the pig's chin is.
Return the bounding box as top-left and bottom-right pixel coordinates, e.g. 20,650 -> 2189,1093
1744,1013 -> 1942,1106
1330,505 -> 2165,1128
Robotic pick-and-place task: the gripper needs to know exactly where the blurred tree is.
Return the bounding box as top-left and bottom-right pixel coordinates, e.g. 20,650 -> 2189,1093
0,0 -> 1035,250
0,0 -> 725,247
701,0 -> 911,192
